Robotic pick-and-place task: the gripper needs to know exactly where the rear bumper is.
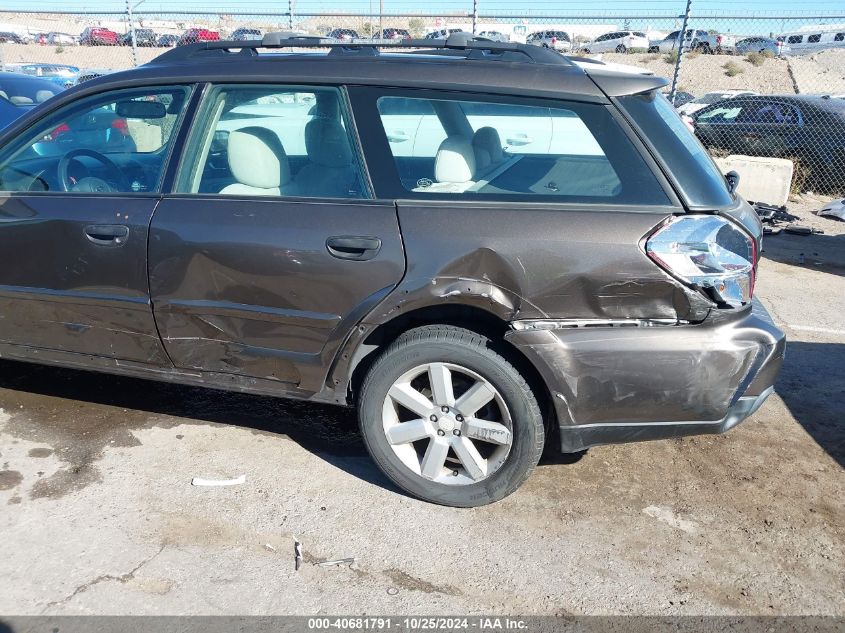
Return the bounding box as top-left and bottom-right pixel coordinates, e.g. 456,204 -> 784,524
505,297 -> 785,452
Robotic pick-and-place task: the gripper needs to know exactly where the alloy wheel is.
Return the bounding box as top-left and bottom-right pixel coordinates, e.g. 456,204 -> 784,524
381,362 -> 513,486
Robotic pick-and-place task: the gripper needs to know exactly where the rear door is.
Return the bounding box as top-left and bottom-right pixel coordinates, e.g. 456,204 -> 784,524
150,83 -> 404,395
0,85 -> 190,364
736,100 -> 804,157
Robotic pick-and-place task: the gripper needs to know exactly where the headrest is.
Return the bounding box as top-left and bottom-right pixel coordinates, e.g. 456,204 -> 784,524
434,136 -> 476,183
227,126 -> 291,190
35,90 -> 54,103
305,118 -> 353,168
472,126 -> 504,170
312,91 -> 341,119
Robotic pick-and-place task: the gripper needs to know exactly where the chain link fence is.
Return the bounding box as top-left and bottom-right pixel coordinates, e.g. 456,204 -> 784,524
1,3 -> 844,194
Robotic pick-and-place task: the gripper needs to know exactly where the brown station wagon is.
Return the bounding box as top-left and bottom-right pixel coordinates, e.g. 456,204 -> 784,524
0,34 -> 785,506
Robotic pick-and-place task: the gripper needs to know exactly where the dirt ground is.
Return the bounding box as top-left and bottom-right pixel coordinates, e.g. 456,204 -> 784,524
0,197 -> 843,616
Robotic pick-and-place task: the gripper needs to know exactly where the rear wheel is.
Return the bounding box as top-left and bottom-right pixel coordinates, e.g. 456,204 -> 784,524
358,325 -> 544,507
615,44 -> 627,53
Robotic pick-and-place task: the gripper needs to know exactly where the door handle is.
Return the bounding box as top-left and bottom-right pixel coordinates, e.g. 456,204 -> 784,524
326,236 -> 382,261
84,224 -> 129,247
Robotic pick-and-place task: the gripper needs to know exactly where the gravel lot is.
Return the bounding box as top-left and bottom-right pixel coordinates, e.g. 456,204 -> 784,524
0,196 -> 843,616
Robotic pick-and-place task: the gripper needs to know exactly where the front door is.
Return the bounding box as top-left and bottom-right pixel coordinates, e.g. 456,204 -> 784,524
0,85 -> 191,364
149,83 -> 405,395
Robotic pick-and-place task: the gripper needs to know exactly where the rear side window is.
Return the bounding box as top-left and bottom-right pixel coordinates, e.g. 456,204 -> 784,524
836,33 -> 845,42
807,34 -> 822,43
787,35 -> 803,44
618,91 -> 734,209
372,94 -> 671,205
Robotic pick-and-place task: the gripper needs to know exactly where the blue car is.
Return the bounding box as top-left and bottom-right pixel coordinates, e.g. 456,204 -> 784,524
0,72 -> 63,129
9,63 -> 80,88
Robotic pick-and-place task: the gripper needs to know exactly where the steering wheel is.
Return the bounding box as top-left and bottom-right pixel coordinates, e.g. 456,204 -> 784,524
58,148 -> 128,193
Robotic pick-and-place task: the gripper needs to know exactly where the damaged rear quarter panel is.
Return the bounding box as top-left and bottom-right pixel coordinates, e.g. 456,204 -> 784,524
374,203 -> 711,323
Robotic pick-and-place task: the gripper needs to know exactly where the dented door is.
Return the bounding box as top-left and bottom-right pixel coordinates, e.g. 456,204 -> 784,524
148,197 -> 404,393
0,194 -> 168,364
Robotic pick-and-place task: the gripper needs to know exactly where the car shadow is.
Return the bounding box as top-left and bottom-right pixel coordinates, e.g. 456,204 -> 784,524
0,358 -> 404,496
775,341 -> 845,468
761,230 -> 845,278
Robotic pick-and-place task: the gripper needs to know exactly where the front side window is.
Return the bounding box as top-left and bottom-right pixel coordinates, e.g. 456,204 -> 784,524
374,94 -> 671,205
0,86 -> 190,194
176,85 -> 369,199
807,34 -> 822,43
788,35 -> 803,44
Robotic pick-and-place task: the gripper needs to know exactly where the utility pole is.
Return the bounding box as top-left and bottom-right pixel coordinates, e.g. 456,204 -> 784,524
126,0 -> 138,67
472,0 -> 478,35
379,0 -> 384,40
669,0 -> 692,106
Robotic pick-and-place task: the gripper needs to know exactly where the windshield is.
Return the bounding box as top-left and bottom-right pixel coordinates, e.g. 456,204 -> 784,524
618,91 -> 734,209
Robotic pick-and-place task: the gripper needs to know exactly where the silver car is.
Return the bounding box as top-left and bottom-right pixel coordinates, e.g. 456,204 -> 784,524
735,37 -> 790,56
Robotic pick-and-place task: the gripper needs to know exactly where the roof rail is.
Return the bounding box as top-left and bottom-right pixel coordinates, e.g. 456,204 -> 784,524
152,31 -> 574,67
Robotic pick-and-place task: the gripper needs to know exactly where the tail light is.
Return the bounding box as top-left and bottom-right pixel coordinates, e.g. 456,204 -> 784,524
645,215 -> 756,308
717,35 -> 723,44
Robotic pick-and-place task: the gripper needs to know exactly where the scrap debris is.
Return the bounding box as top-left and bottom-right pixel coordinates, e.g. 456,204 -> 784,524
190,475 -> 246,486
752,202 -> 823,236
294,537 -> 303,571
817,198 -> 845,221
315,557 -> 357,567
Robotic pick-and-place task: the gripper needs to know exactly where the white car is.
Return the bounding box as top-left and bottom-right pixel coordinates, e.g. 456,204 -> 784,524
677,90 -> 758,116
583,30 -> 649,54
525,30 -> 572,52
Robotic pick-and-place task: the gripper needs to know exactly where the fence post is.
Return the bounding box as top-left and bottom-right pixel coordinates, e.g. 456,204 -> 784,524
669,0 -> 692,106
288,0 -> 294,31
125,0 -> 138,67
472,0 -> 478,35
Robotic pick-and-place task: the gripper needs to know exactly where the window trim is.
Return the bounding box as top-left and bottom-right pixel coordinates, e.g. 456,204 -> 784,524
0,83 -> 195,197
347,86 -> 681,209
169,82 -> 374,201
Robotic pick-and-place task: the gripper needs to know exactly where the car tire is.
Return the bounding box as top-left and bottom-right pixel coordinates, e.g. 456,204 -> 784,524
358,325 -> 545,507
583,48 -> 590,54
616,44 -> 627,53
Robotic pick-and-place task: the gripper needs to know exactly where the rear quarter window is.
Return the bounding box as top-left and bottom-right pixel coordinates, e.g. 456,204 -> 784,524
618,91 -> 734,209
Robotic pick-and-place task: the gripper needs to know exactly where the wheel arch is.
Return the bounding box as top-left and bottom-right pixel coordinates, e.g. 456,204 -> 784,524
329,303 -> 556,433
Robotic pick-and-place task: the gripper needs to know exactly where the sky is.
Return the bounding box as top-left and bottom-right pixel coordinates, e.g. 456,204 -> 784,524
3,0 -> 845,13
1,1 -> 843,37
